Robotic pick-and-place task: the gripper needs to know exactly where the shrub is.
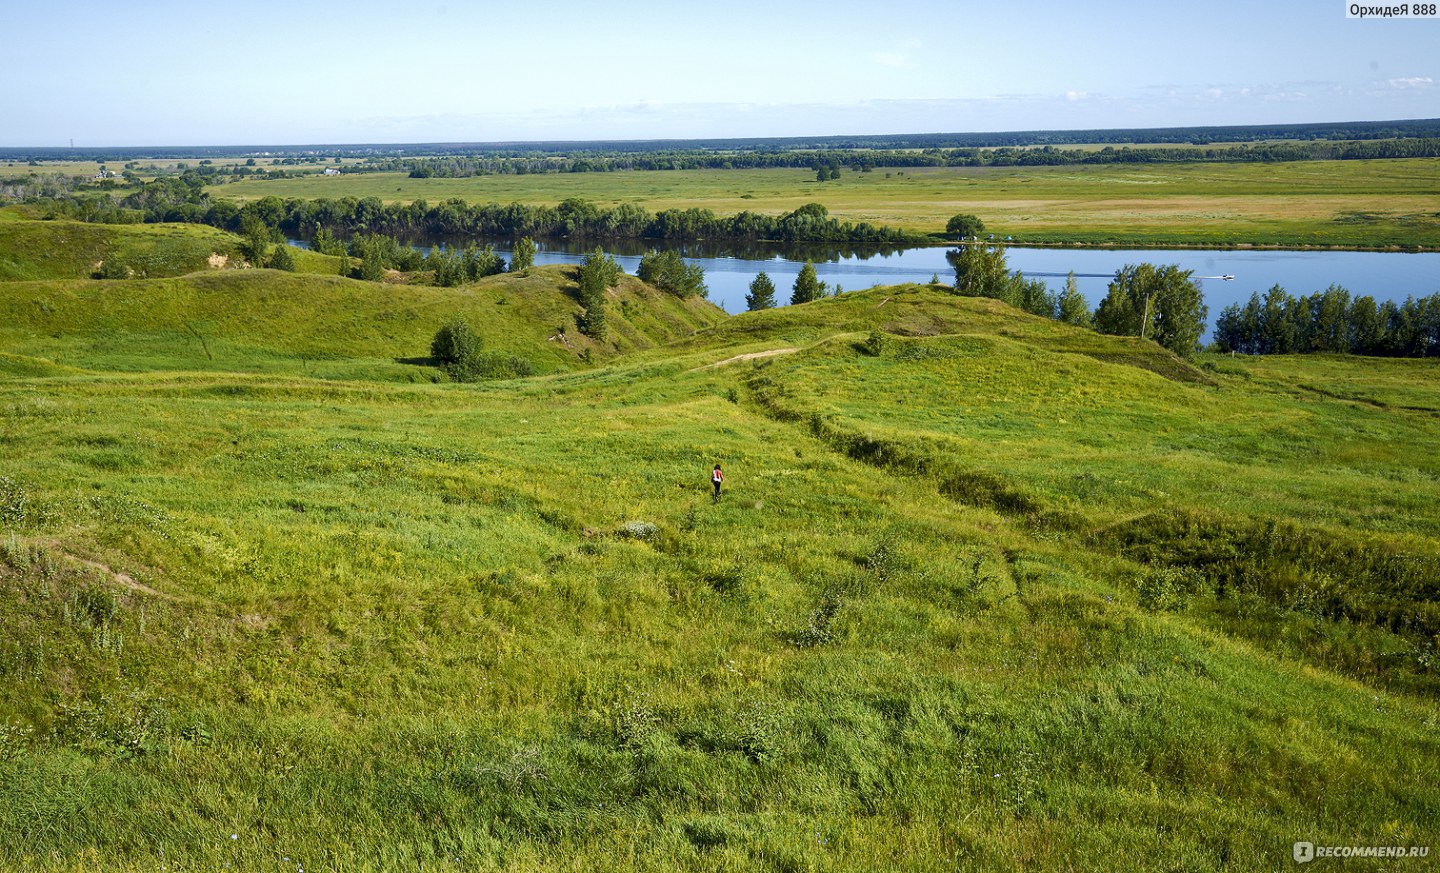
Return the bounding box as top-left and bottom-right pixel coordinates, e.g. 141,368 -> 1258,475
1136,566 -> 1203,611
860,330 -> 888,357
618,520 -> 659,540
94,258 -> 132,279
431,319 -> 482,372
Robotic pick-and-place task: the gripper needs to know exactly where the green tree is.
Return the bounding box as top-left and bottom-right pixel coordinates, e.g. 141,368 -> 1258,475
1057,272 -> 1092,327
311,228 -> 344,257
1309,285 -> 1352,352
511,237 -> 537,273
1014,276 -> 1058,319
575,247 -> 619,340
238,219 -> 272,265
946,213 -> 985,240
1094,264 -> 1208,357
1260,285 -> 1297,354
1348,295 -> 1385,355
638,250 -> 707,297
790,261 -> 826,304
945,244 -> 1011,298
746,272 -> 777,310
266,244 -> 296,272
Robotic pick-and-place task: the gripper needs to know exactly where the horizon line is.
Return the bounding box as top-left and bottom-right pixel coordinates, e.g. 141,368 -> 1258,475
3,116 -> 1437,153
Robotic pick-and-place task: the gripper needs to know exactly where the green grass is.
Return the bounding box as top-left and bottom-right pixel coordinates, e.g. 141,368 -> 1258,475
0,212 -> 237,281
0,265 -> 723,379
204,159 -> 1440,248
1,261 -> 1438,870
0,208 -> 345,281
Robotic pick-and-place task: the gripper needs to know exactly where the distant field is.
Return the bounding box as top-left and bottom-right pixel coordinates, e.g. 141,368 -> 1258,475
0,157 -> 364,178
204,159 -> 1440,248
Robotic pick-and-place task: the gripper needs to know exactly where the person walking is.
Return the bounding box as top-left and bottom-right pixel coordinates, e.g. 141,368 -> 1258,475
711,464 -> 724,502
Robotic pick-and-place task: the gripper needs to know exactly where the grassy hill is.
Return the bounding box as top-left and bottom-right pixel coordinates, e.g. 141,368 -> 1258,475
0,264 -> 725,380
0,266 -> 1437,870
0,208 -> 341,281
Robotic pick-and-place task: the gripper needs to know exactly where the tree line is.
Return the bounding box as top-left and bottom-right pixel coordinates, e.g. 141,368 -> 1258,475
121,181 -> 925,246
323,137 -> 1440,178
5,117 -> 1435,162
9,173 -> 923,247
942,245 -> 1209,357
1214,286 -> 1440,357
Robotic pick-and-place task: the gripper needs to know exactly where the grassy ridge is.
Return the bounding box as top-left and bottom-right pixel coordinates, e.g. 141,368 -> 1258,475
203,159 -> 1440,248
0,209 -> 343,280
0,265 -> 725,379
1,270 -> 1437,869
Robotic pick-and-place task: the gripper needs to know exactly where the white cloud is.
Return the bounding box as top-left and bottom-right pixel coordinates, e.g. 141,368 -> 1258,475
1385,76 -> 1434,90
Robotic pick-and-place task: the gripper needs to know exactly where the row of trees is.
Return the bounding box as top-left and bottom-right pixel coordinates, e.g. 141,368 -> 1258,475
741,263 -> 831,310
1214,286 -> 1440,357
330,134 -> 1440,177
946,245 -> 1208,357
309,228 -> 510,285
97,175 -> 925,246
8,118 -> 1431,163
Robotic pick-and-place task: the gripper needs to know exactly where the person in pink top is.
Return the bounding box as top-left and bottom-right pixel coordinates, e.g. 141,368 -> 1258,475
711,464 -> 723,502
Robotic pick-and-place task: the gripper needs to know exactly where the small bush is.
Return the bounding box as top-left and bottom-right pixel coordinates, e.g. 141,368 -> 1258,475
1137,566 -> 1203,611
454,351 -> 535,382
430,319 -> 535,381
860,329 -> 888,357
94,258 -> 132,279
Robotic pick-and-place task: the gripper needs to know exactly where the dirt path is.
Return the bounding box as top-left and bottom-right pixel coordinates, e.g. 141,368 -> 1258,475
690,347 -> 799,372
41,540 -> 172,599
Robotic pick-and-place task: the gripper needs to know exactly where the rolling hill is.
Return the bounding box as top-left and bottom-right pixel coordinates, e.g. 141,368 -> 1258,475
0,257 -> 1436,871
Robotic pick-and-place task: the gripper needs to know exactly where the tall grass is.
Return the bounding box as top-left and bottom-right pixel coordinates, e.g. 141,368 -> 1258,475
0,270 -> 1437,870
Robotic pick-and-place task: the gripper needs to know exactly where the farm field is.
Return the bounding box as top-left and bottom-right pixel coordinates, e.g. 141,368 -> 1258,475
203,159 -> 1440,248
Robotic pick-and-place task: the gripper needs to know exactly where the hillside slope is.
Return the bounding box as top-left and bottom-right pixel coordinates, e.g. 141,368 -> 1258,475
0,264 -> 727,379
0,277 -> 1436,871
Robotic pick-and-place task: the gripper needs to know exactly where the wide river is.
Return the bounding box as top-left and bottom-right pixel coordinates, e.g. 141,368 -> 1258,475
298,237 -> 1440,339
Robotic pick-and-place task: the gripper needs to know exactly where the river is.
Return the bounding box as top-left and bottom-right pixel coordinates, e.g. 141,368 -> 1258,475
294,237 -> 1440,338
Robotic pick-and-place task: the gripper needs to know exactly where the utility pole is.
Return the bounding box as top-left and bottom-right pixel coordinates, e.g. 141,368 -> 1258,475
1140,292 -> 1153,340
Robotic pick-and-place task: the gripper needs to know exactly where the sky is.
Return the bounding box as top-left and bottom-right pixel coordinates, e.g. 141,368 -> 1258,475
3,0 -> 1437,146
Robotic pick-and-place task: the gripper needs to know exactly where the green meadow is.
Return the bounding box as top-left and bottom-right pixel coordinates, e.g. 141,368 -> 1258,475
1,212 -> 1438,870
202,158 -> 1440,248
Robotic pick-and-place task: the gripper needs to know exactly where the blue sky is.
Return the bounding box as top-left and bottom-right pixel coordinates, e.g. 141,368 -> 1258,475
3,0 -> 1436,145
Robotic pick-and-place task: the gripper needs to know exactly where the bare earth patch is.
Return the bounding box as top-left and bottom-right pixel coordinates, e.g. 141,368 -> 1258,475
691,347 -> 798,371
44,540 -> 171,599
